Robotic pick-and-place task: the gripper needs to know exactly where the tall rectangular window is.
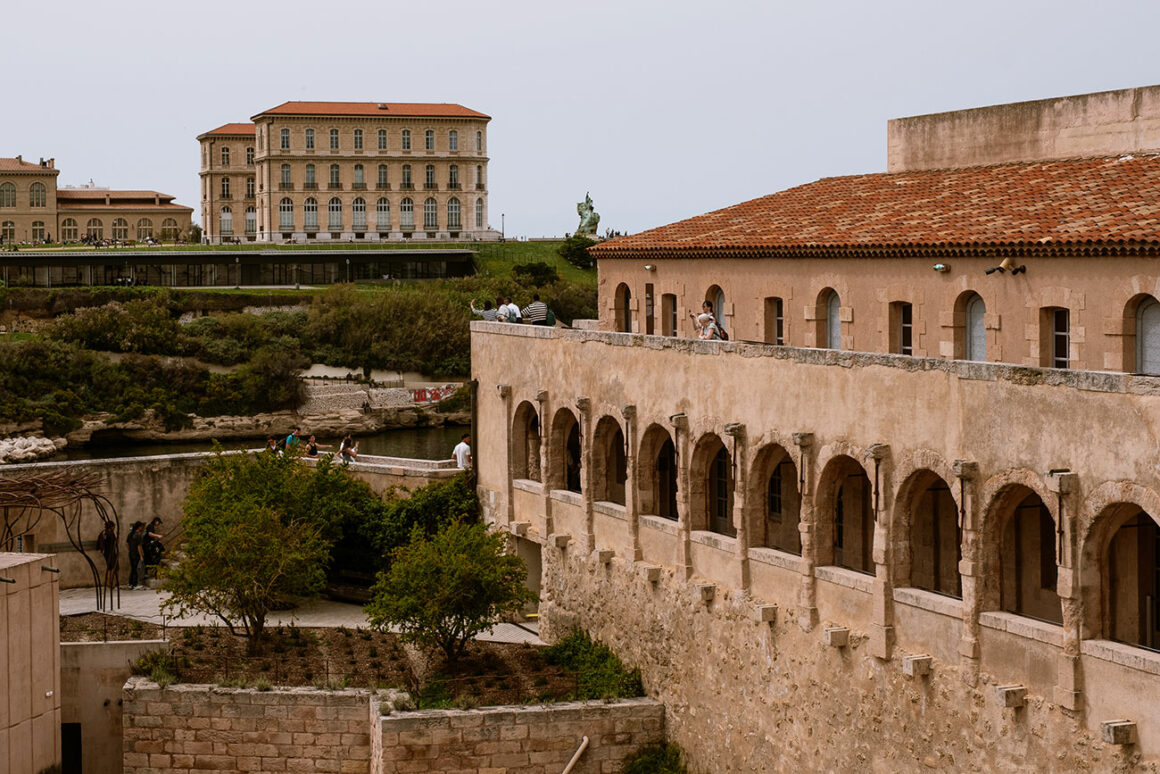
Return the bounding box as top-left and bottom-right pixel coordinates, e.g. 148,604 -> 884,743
644,284 -> 655,335
246,177 -> 255,198
476,130 -> 482,151
1053,308 -> 1069,368
377,165 -> 388,188
246,147 -> 254,164
305,164 -> 316,187
329,164 -> 340,187
425,129 -> 435,150
890,302 -> 913,355
354,129 -> 363,150
280,165 -> 290,186
401,129 -> 411,150
330,129 -> 339,150
764,297 -> 784,345
305,129 -> 315,150
449,130 -> 458,150
662,294 -> 677,336
280,129 -> 290,149
378,129 -> 387,150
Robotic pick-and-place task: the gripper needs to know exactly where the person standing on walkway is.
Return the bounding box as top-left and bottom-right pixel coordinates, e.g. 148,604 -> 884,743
97,521 -> 119,591
126,522 -> 145,589
453,433 -> 472,469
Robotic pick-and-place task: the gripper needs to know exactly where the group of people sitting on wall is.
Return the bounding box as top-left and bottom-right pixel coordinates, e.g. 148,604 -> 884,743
691,300 -> 729,341
265,427 -> 360,463
470,295 -> 555,326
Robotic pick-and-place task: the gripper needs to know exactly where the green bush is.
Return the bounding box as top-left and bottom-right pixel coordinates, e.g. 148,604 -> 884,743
557,235 -> 596,270
511,262 -> 560,286
542,630 -> 644,700
623,744 -> 687,774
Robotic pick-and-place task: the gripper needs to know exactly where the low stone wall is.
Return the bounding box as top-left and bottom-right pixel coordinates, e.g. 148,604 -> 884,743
122,679 -> 374,773
380,699 -> 664,773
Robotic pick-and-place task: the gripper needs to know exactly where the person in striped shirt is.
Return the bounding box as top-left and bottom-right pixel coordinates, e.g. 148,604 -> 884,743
521,294 -> 551,325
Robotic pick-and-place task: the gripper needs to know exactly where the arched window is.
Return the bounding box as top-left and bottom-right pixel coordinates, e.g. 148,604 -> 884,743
449,130 -> 459,150
401,129 -> 412,150
61,218 -> 78,241
161,218 -> 178,239
280,165 -> 291,186
377,129 -> 387,150
549,409 -> 582,494
353,129 -> 363,150
475,198 -> 483,228
614,283 -> 632,332
376,198 -> 390,231
691,435 -> 734,537
354,164 -> 365,187
447,198 -> 461,229
706,285 -> 726,329
31,221 -> 45,242
279,198 -> 294,230
110,218 -> 128,241
425,164 -> 435,188
86,218 -> 103,239
328,197 -> 342,230
0,221 -> 13,242
900,471 -> 961,597
423,197 -> 437,229
244,207 -> 256,234
0,182 -> 15,207
1137,297 -> 1160,375
400,197 -> 414,229
305,164 -> 316,188
825,290 -> 842,349
29,182 -> 46,207
329,128 -> 339,150
817,455 -> 872,573
965,292 -> 986,361
377,164 -> 388,188
303,198 -> 318,229
305,128 -> 315,150
999,490 -> 1061,624
221,177 -> 231,197
220,146 -> 230,166
1099,508 -> 1160,649
512,402 -> 541,482
280,128 -> 290,149
329,164 -> 340,187
136,218 -> 153,240
751,445 -> 800,554
352,197 -> 367,229
219,208 -> 232,235
593,417 -> 627,505
424,129 -> 435,150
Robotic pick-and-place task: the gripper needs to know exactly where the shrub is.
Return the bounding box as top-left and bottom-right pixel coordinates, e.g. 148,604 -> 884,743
543,630 -> 644,700
557,235 -> 596,270
511,262 -> 560,286
623,744 -> 687,774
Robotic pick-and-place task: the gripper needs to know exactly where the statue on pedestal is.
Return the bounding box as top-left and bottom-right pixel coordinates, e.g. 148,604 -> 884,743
575,192 -> 600,237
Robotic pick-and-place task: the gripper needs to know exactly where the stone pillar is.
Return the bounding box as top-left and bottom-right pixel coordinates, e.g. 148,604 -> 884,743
867,443 -> 894,660
794,432 -> 818,631
672,413 -> 693,580
622,404 -> 641,562
725,423 -> 750,592
953,459 -> 981,685
498,384 -> 513,527
576,396 -> 595,553
538,390 -> 553,538
1048,470 -> 1083,711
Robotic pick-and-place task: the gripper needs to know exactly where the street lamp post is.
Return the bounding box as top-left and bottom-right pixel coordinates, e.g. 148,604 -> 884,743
501,213 -> 505,242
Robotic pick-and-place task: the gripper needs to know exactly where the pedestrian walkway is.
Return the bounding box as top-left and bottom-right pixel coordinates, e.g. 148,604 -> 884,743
60,587 -> 541,645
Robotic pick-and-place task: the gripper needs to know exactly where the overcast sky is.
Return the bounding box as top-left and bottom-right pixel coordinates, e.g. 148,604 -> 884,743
6,0 -> 1160,237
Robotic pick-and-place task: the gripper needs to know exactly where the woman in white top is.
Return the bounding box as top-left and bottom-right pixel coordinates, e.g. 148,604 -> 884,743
694,312 -> 720,340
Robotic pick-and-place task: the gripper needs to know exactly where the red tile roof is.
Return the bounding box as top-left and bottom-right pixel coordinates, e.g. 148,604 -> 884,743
57,202 -> 193,212
199,123 -> 256,138
593,154 -> 1160,257
0,158 -> 59,174
252,101 -> 489,120
57,189 -> 176,202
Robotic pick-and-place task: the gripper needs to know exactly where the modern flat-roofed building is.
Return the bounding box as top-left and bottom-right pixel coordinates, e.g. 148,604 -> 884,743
470,85 -> 1160,771
198,101 -> 496,244
0,156 -> 193,245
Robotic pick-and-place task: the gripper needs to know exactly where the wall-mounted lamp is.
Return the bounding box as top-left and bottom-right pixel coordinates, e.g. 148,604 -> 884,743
932,264 -> 950,273
985,257 -> 1026,276
643,264 -> 656,272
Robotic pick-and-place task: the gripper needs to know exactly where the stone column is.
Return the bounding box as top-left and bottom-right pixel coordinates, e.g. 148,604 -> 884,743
672,413 -> 693,580
622,404 -> 641,562
794,432 -> 818,631
498,384 -> 513,527
538,390 -> 553,538
953,459 -> 982,685
1049,470 -> 1083,711
576,396 -> 595,553
725,423 -> 750,592
867,443 -> 894,660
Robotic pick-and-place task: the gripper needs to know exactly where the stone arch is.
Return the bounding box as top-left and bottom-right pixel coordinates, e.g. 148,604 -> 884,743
814,448 -> 873,573
704,284 -> 726,329
893,463 -> 961,597
1078,482 -> 1160,644
637,423 -> 677,520
614,283 -> 632,333
548,407 -> 581,493
747,442 -> 801,554
511,400 -> 541,482
592,415 -> 627,505
979,471 -> 1061,624
689,433 -> 733,536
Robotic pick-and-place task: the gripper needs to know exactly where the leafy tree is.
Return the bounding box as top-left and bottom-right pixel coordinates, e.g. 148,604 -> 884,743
163,451 -> 378,653
557,235 -> 597,270
511,261 -> 560,286
188,223 -> 203,244
365,522 -> 535,662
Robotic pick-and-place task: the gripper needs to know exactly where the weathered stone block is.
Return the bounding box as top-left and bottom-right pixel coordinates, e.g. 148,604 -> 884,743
753,604 -> 778,623
823,626 -> 849,648
902,654 -> 932,677
1101,720 -> 1137,746
995,684 -> 1027,708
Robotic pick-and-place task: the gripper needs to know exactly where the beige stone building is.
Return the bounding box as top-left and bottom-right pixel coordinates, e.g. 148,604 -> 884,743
471,85 -> 1160,771
0,156 -> 192,245
198,101 -> 495,244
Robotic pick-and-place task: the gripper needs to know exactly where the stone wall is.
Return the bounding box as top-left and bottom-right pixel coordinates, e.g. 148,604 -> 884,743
380,699 -> 664,773
122,679 -> 374,773
62,640 -> 167,774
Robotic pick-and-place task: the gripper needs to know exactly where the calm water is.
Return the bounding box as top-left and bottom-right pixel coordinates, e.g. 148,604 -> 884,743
50,425 -> 468,462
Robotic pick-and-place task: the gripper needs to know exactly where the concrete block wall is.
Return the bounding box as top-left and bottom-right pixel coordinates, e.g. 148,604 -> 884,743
380,699 -> 664,774
122,679 -> 373,773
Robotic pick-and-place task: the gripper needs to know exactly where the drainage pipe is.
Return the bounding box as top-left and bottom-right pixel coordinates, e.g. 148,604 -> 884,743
561,735 -> 590,774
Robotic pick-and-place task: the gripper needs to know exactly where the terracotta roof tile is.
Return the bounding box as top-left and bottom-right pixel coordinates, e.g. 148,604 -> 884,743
594,154 -> 1160,256
0,158 -> 59,174
57,189 -> 174,201
57,202 -> 193,212
199,123 -> 256,137
252,101 -> 489,120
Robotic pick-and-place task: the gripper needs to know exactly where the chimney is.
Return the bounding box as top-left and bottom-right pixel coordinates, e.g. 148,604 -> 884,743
15,155 -> 21,163
105,193 -> 110,206
49,158 -> 54,168
39,157 -> 45,167
377,103 -> 388,110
